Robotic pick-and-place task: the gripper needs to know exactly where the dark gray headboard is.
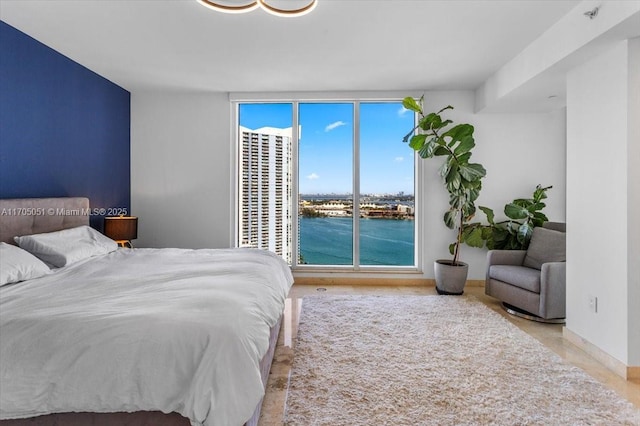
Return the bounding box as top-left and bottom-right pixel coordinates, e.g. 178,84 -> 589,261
0,197 -> 90,244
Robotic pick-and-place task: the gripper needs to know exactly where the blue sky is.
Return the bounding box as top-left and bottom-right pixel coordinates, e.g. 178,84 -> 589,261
239,102 -> 415,195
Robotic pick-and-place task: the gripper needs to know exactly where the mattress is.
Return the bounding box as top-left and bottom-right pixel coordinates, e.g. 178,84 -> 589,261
0,247 -> 293,426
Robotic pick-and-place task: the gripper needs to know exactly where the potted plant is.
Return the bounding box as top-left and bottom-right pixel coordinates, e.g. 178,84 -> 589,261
461,184 -> 552,250
402,96 -> 486,295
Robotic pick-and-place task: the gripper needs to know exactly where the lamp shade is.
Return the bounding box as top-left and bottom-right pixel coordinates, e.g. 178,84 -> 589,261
104,216 -> 138,241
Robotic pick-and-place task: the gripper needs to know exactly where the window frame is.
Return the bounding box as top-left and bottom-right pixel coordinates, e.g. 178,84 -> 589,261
230,92 -> 424,275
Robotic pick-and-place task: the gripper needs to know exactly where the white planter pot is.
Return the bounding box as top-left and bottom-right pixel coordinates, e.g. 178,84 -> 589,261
434,259 -> 468,295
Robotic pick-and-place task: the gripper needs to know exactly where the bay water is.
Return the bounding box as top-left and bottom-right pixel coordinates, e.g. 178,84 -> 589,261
299,216 -> 414,266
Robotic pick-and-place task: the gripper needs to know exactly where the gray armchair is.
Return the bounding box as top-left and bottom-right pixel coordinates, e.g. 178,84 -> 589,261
485,222 -> 566,323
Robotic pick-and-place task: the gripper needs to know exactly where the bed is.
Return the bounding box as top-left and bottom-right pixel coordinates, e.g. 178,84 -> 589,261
0,197 -> 294,426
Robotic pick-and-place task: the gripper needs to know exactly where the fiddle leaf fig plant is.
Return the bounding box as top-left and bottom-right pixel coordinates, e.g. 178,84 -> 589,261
402,96 -> 486,265
462,184 -> 552,250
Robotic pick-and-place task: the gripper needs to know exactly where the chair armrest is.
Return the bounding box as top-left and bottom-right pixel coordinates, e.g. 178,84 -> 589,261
486,250 -> 527,267
539,261 -> 566,319
541,261 -> 566,283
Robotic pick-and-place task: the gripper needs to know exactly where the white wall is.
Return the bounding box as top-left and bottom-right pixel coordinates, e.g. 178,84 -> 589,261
628,37 -> 640,366
131,91 -> 232,249
566,39 -> 639,366
130,90 -> 566,280
420,91 -> 566,279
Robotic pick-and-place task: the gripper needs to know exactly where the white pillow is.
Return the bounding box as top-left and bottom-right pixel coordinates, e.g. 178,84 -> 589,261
0,242 -> 51,286
14,225 -> 118,268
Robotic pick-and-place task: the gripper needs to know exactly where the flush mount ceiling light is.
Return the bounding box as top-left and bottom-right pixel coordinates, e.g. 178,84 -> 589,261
197,0 -> 317,17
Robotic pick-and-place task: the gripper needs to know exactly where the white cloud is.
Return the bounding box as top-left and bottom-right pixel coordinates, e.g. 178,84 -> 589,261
307,173 -> 320,180
325,121 -> 347,132
398,106 -> 409,116
394,156 -> 404,162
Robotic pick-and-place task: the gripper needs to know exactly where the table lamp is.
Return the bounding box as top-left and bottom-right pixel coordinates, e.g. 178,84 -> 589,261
104,216 -> 138,248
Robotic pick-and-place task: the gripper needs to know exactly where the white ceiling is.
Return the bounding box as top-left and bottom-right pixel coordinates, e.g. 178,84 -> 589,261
1,0 -> 581,94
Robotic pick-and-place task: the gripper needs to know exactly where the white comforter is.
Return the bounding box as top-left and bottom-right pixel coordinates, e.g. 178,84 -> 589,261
0,248 -> 293,426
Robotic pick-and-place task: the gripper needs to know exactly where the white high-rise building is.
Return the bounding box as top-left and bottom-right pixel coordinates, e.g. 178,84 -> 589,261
239,126 -> 293,264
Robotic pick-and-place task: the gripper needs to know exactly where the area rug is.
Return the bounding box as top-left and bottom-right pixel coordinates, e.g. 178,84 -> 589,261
284,295 -> 640,425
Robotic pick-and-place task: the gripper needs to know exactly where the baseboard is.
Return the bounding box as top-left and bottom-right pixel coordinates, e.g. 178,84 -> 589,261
293,277 -> 430,286
563,327 -> 639,380
293,277 -> 486,287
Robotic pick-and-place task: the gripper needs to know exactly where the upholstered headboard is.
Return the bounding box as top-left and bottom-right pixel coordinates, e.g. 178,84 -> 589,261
0,197 -> 90,244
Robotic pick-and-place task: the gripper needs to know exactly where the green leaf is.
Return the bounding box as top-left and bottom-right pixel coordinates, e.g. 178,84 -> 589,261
453,135 -> 475,156
456,152 -> 471,164
445,162 -> 458,183
432,145 -> 450,156
420,112 -> 444,132
468,163 -> 486,176
491,227 -> 510,249
443,123 -> 474,142
517,223 -> 533,245
527,202 -> 545,213
465,227 -> 485,248
444,210 -> 456,229
533,185 -> 552,201
439,161 -> 449,178
418,139 -> 435,159
428,113 -> 443,130
461,223 -> 476,238
458,163 -> 486,181
481,225 -> 493,240
402,97 -> 422,113
463,204 -> 476,220
449,172 -> 462,190
417,117 -> 432,132
513,199 -> 531,208
505,203 -> 529,220
408,134 -> 426,151
532,211 -> 549,226
448,243 -> 456,255
479,206 -> 495,225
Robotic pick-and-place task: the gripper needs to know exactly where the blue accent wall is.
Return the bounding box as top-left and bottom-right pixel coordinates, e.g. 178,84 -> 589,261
0,21 -> 130,227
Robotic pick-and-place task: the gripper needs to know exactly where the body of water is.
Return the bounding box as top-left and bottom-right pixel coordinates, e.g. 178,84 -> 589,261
299,216 -> 414,266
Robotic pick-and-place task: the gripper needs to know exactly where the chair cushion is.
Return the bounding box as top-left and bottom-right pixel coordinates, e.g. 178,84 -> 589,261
523,227 -> 566,270
489,265 -> 541,293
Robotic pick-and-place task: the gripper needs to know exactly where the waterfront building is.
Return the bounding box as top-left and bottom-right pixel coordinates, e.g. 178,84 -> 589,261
239,126 -> 293,263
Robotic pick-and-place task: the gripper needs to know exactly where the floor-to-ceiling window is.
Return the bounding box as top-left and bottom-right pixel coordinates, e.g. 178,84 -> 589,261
298,103 -> 354,265
236,99 -> 416,270
358,102 -> 415,266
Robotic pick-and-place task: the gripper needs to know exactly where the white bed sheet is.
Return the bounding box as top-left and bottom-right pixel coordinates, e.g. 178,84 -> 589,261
0,247 -> 293,426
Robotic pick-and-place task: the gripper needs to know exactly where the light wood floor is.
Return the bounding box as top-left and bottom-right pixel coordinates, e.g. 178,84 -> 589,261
258,284 -> 640,425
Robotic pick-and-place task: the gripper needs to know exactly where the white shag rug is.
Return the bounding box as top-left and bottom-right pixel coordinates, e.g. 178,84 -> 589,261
284,295 -> 640,426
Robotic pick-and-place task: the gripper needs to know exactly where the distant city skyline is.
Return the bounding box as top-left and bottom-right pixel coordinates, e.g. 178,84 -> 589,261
299,192 -> 414,201
239,102 -> 415,195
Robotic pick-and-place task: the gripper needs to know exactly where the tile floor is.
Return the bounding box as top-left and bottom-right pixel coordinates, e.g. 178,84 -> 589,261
258,284 -> 640,425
